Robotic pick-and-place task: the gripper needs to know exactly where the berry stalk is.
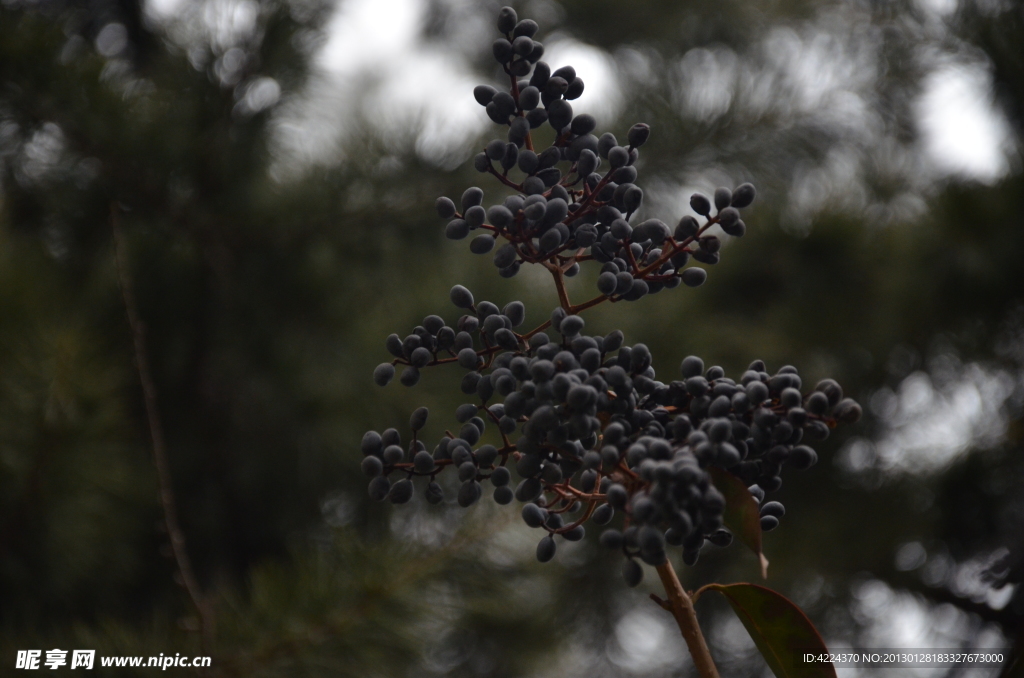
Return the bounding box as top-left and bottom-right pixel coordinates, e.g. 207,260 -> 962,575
656,560 -> 720,678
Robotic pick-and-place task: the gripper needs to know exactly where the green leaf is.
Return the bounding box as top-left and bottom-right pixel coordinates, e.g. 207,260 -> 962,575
709,467 -> 768,578
705,583 -> 837,678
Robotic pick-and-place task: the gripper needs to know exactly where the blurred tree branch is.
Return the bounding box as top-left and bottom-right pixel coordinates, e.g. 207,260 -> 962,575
112,204 -> 215,657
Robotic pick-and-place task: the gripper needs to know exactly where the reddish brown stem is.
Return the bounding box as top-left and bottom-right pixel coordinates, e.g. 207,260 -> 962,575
486,164 -> 525,191
637,216 -> 719,278
521,319 -> 553,341
509,72 -> 535,152
560,216 -> 720,317
548,498 -> 599,534
624,244 -> 641,274
546,261 -> 572,312
654,561 -> 720,678
570,293 -> 609,315
572,168 -> 614,215
481,403 -> 513,449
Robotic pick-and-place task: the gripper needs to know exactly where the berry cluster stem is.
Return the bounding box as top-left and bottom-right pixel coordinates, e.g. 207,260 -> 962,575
509,71 -> 535,152
546,261 -> 572,311
655,561 -> 720,678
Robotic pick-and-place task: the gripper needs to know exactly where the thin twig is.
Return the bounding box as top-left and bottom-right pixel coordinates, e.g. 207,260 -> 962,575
111,205 -> 215,657
486,164 -> 524,191
649,593 -> 672,611
569,293 -> 608,315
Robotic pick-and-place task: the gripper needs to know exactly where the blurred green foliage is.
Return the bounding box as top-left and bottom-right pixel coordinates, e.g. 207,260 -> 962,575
0,0 -> 1022,675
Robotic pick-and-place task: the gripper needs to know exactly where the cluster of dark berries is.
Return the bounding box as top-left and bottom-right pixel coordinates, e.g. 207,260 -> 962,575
438,178 -> 755,300
372,288 -> 527,389
363,285 -> 862,584
357,6 -> 861,588
434,9 -> 754,301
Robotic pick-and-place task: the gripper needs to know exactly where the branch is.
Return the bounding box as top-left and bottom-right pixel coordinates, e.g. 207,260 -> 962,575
545,261 -> 572,312
521,319 -> 553,341
570,293 -> 609,315
654,561 -> 720,678
650,593 -> 672,611
636,216 -> 719,279
486,163 -> 524,191
111,205 -> 215,657
561,214 -> 720,316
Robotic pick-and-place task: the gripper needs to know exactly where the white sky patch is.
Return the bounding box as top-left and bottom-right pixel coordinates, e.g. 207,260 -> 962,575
674,46 -> 737,123
948,555 -> 1019,609
95,23 -> 129,58
235,76 -> 280,115
839,362 -> 1017,475
273,1 -> 622,174
19,123 -> 66,184
607,605 -> 686,672
144,0 -> 187,21
319,0 -> 420,70
541,34 -> 623,125
853,579 -> 944,648
757,22 -> 880,130
783,146 -> 869,231
896,544 -> 1018,611
917,0 -> 959,17
917,62 -> 1012,183
372,49 -> 481,161
150,0 -> 1016,195
269,0 -> 485,172
649,173 -> 746,235
844,578 -> 1010,677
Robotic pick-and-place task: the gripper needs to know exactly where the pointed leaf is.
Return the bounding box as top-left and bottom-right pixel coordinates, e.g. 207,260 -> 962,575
705,583 -> 837,678
709,467 -> 768,578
